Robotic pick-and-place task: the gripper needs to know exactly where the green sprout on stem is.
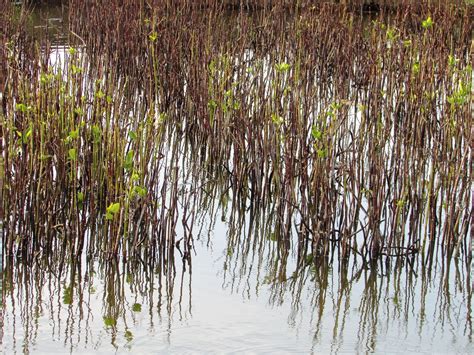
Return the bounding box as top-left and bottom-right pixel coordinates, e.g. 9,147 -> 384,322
447,81 -> 471,107
271,113 -> 283,126
91,125 -> 102,143
15,103 -> 31,113
275,62 -> 291,73
148,31 -> 158,42
422,16 -> 434,29
105,202 -> 120,220
311,126 -> 323,141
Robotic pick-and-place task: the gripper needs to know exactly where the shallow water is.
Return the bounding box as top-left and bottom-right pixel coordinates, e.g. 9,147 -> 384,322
2,209 -> 473,354
2,2 -> 473,354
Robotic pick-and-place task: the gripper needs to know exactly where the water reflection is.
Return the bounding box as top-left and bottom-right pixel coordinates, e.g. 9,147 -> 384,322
24,0 -> 69,45
3,253 -> 191,353
3,206 -> 472,353
216,197 -> 472,352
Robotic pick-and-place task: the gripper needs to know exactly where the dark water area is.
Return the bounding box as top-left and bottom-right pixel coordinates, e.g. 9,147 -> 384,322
1,1 -> 473,354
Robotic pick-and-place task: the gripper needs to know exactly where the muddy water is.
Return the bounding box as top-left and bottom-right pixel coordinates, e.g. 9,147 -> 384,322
1,2 -> 473,354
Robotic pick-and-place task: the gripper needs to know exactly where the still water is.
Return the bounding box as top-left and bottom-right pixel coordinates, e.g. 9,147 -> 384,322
2,229 -> 473,354
2,207 -> 473,354
1,2 -> 473,354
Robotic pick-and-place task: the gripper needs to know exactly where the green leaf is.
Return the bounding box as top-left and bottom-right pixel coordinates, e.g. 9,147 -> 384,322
71,65 -> 82,74
317,148 -> 327,158
22,126 -> 32,144
422,16 -> 433,29
68,148 -> 77,161
68,47 -> 77,56
69,129 -> 79,139
271,113 -> 283,126
275,62 -> 291,73
149,31 -> 158,42
132,303 -> 142,312
129,131 -> 137,141
91,125 -> 102,143
124,150 -> 134,171
448,55 -> 458,68
412,62 -> 420,74
74,107 -> 84,116
311,126 -> 322,140
133,186 -> 147,198
95,90 -> 105,99
15,103 -> 30,113
106,202 -> 120,221
107,202 -> 120,214
208,99 -> 218,111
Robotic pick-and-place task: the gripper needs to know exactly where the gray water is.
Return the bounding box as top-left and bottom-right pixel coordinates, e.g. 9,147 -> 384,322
2,209 -> 473,354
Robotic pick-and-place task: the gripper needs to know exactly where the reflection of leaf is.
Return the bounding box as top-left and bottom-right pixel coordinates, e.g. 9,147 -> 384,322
393,295 -> 399,306
125,330 -> 133,342
132,303 -> 142,312
63,286 -> 73,305
103,317 -> 117,327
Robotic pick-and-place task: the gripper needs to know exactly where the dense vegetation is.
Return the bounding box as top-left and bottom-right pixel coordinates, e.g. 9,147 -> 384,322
0,0 -> 472,274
